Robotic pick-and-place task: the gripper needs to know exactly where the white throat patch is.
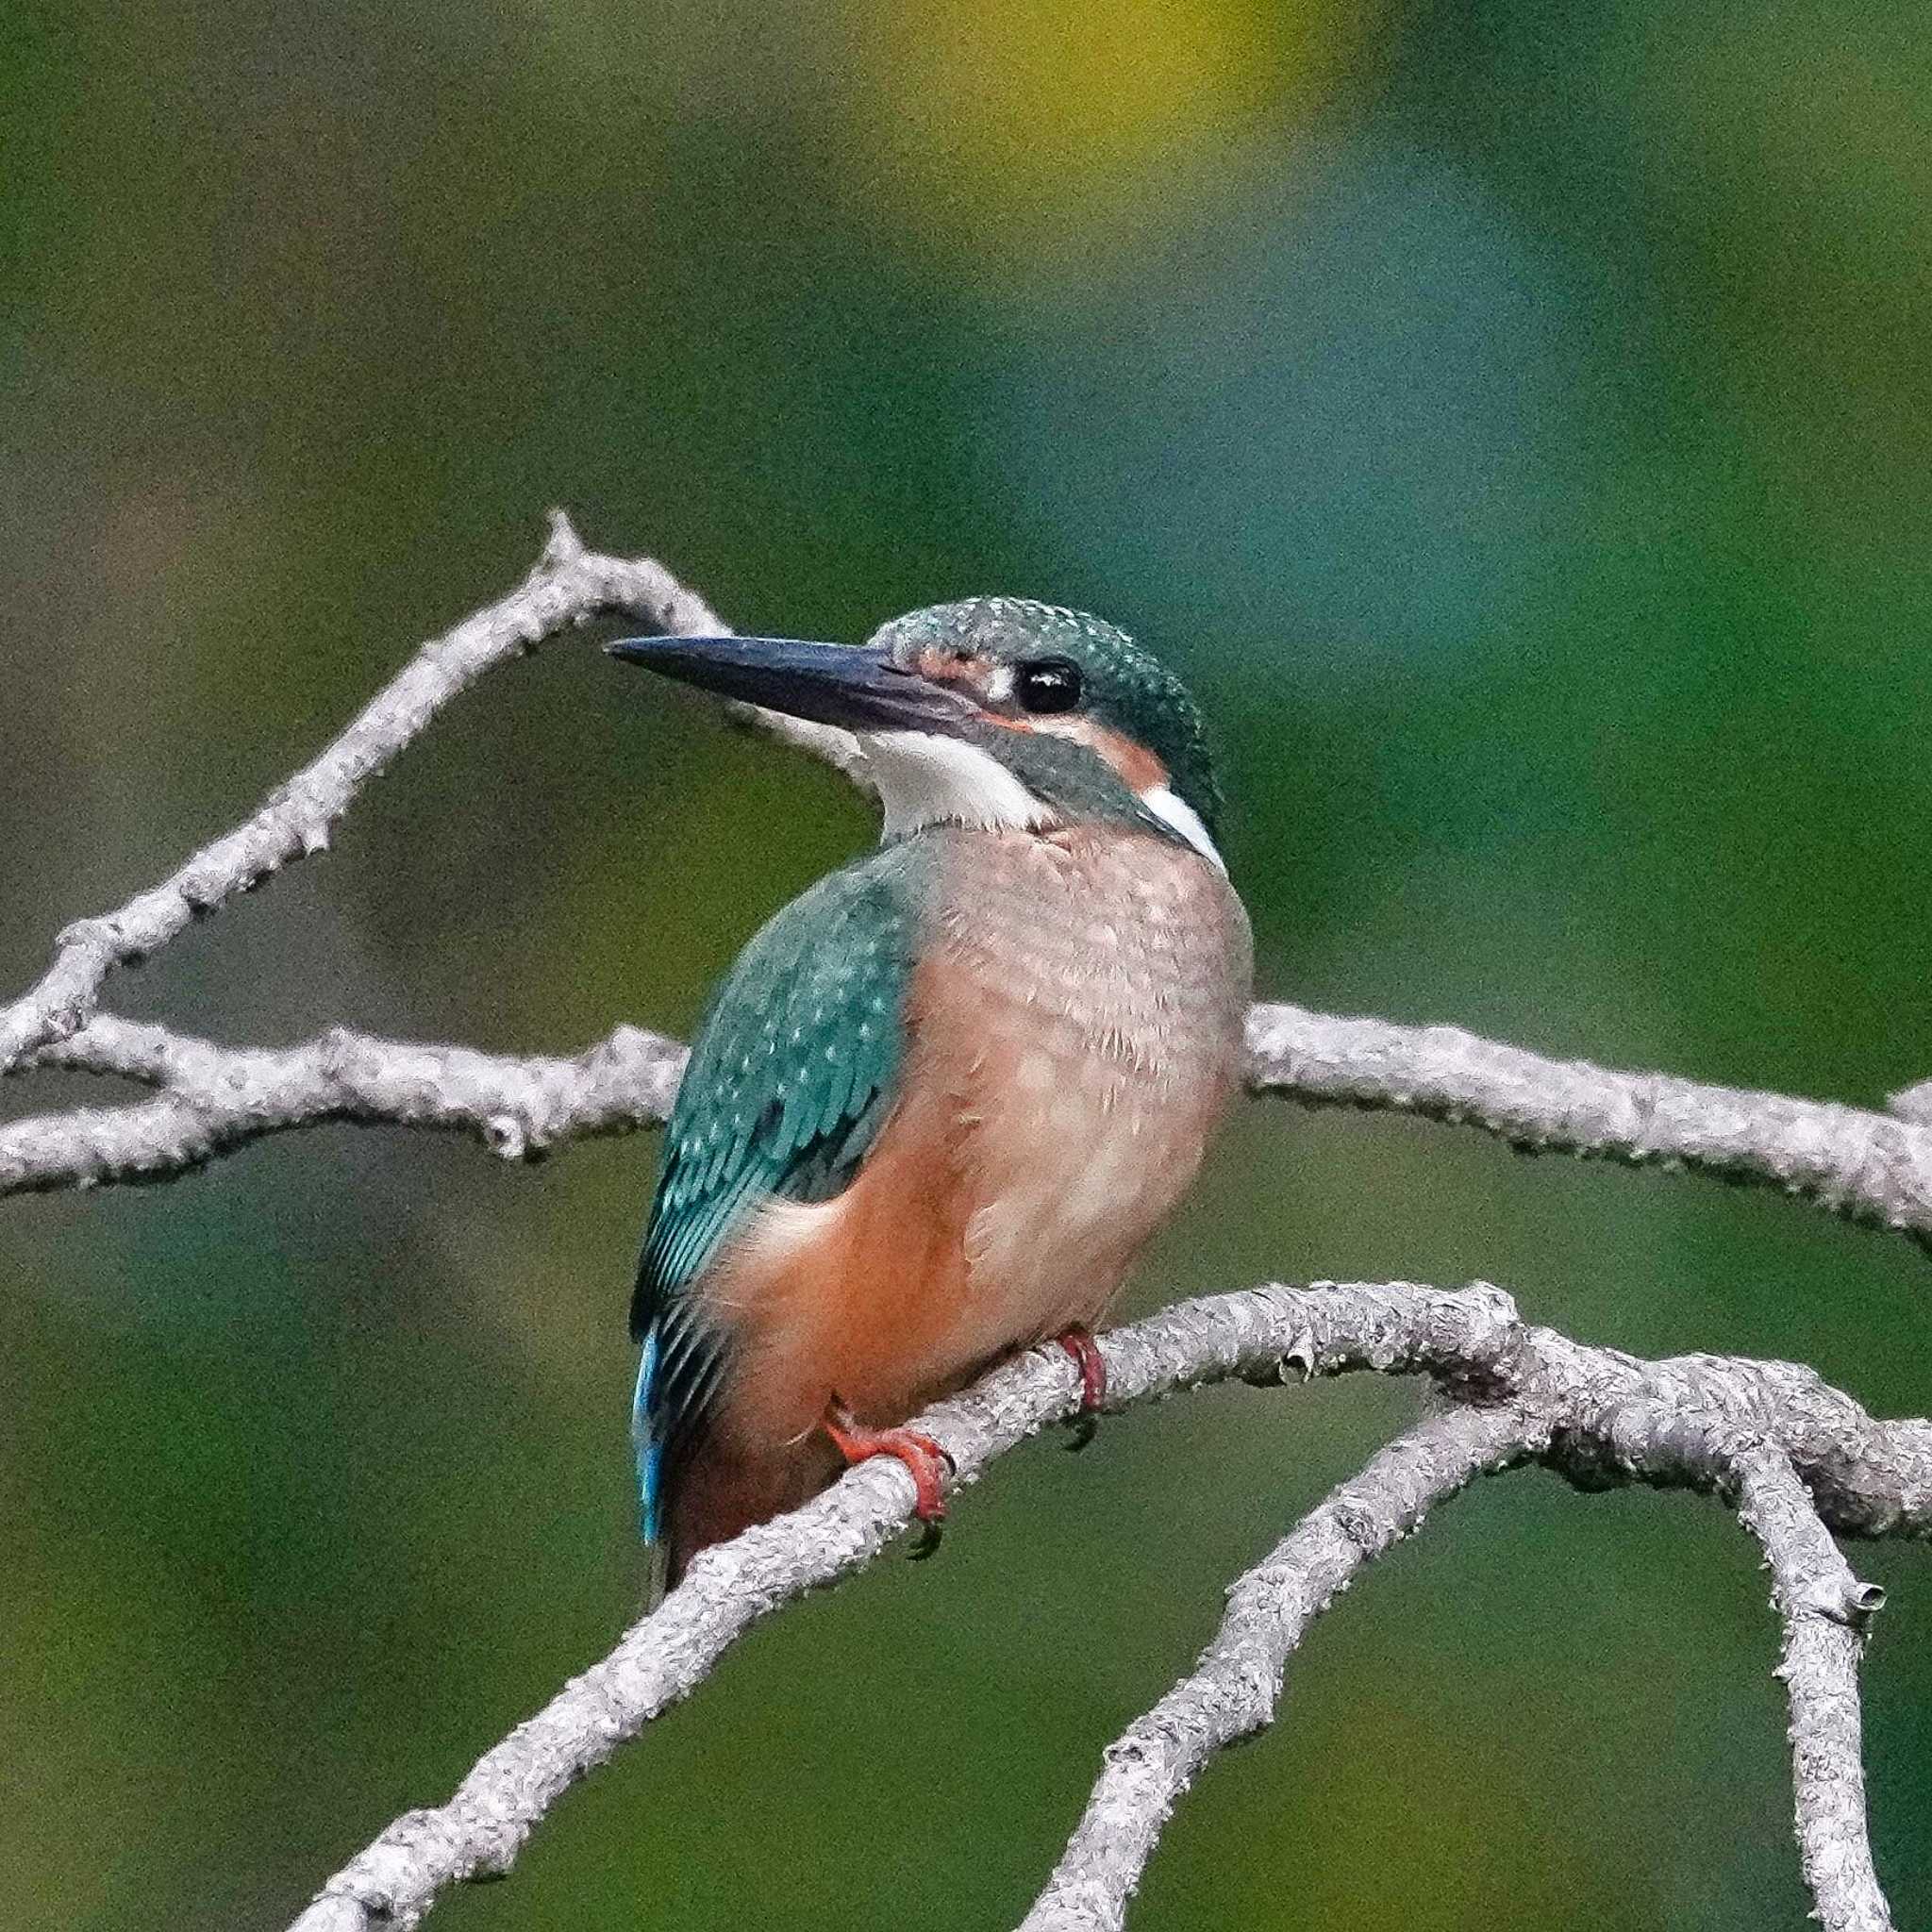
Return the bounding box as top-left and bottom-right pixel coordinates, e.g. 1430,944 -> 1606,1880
862,730 -> 1053,839
1140,784 -> 1227,873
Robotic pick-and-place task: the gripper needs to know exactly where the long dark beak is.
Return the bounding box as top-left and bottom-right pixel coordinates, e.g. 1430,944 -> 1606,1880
606,635 -> 974,735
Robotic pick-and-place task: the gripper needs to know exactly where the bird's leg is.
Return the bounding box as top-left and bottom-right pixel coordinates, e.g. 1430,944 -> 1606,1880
823,1397 -> 952,1559
1052,1324 -> 1108,1451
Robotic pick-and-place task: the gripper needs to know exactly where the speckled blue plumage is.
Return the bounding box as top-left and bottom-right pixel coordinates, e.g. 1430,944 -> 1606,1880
630,842 -> 929,1542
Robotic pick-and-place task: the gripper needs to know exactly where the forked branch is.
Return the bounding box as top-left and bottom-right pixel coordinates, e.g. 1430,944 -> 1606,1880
0,514 -> 721,1074
7,525 -> 1932,1262
1,525 -> 1923,1931
287,1280 -> 1924,1932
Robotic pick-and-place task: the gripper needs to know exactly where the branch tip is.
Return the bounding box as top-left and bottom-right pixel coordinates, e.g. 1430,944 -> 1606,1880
541,508 -> 585,565
0,533 -> 1920,1929
284,1282 -> 1924,1932
1888,1078 -> 1932,1123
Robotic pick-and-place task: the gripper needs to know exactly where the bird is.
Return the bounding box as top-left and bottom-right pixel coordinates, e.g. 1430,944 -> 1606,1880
608,597 -> 1253,1591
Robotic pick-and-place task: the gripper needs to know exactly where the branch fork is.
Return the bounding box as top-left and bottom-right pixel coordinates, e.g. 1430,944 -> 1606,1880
0,523 -> 1923,1932
284,1280 -> 1920,1932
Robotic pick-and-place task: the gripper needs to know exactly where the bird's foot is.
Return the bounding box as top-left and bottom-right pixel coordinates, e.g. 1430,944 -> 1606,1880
1052,1324 -> 1108,1452
823,1399 -> 952,1558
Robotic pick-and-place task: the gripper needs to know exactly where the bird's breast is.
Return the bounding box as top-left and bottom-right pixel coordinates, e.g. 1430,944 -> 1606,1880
706,824 -> 1252,1450
910,824 -> 1253,1353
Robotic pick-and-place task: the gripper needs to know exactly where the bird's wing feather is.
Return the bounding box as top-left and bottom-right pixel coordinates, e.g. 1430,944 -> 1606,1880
631,844 -> 924,1542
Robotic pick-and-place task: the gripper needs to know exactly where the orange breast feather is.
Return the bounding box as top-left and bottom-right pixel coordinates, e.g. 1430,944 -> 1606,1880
696,826 -> 1249,1469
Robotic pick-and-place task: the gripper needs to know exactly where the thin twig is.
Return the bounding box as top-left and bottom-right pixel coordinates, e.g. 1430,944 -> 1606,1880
0,514 -> 723,1074
1017,1403 -> 1540,1932
1731,1444 -> 1891,1932
284,1281 -> 1930,1932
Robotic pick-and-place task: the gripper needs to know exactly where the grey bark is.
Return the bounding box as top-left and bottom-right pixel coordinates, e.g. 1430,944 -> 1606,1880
0,514 -> 722,1074
6,1015 -> 687,1191
13,1006 -> 1932,1263
286,1281 -> 1921,1932
0,526 -> 1928,1254
0,524 -> 1918,1930
1732,1447 -> 1890,1932
1246,1004 -> 1932,1245
1017,1402 -> 1541,1932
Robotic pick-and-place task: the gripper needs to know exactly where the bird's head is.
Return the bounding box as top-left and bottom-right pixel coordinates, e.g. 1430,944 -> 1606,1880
608,598 -> 1225,868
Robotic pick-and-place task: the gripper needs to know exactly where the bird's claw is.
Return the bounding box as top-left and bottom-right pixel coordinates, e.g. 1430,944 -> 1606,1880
1051,1324 -> 1108,1451
823,1399 -> 953,1557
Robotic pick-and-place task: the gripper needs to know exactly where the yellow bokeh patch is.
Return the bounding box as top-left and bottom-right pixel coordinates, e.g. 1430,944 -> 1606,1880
841,0 -> 1370,282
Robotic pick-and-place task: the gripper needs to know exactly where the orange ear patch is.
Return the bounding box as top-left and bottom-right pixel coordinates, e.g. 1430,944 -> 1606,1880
1029,715 -> 1168,791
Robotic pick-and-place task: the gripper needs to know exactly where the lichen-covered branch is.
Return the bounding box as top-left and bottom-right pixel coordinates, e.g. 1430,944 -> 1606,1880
1017,1402 -> 1541,1932
286,1280 -> 1924,1932
1246,1003 -> 1932,1245
0,514 -> 723,1074
1731,1446 -> 1891,1932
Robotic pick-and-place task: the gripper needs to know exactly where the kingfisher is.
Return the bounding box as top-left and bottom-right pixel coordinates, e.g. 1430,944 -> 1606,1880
608,598 -> 1253,1590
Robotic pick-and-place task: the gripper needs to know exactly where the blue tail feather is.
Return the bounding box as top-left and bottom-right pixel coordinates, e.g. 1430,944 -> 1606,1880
632,1329 -> 664,1546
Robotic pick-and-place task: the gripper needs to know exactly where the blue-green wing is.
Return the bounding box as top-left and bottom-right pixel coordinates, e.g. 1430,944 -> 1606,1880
631,844 -> 924,1543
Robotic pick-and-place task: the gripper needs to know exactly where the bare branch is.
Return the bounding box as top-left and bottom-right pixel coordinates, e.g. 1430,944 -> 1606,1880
1032,1303 -> 1922,1932
291,1284 -> 1379,1932
1017,1403 -> 1540,1932
0,514 -> 723,1074
2,522 -> 1930,1261
1731,1445 -> 1891,1932
285,1280 -> 1929,1932
1248,1003 -> 1932,1245
3,1016 -> 686,1193
3,523 -> 1923,1925
13,1001 -> 1932,1280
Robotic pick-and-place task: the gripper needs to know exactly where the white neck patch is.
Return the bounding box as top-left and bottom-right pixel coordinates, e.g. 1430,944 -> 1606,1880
862,730 -> 1053,840
1140,784 -> 1227,873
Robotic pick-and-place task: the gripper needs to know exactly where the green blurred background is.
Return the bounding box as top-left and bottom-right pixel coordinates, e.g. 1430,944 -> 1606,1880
5,1 -> 1931,1924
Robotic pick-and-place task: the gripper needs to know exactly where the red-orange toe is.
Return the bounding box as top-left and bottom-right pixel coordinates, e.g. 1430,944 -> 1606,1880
823,1399 -> 952,1553
1053,1324 -> 1108,1450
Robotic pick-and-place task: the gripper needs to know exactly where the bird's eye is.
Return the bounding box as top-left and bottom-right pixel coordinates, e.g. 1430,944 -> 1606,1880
1014,656 -> 1083,715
